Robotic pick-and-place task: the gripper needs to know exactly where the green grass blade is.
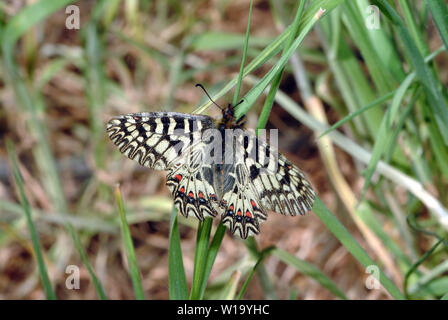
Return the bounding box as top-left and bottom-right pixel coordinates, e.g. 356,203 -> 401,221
198,222 -> 227,300
342,2 -> 395,94
404,239 -> 444,299
66,222 -> 108,299
359,46 -> 446,200
357,202 -> 413,269
232,0 -> 253,107
219,271 -> 241,300
318,46 -> 443,139
190,218 -> 213,299
1,0 -> 72,221
193,0 -> 344,115
426,0 -> 448,51
359,80 -> 416,201
1,0 -> 75,49
244,237 -> 278,300
272,248 -> 347,300
372,0 -> 448,145
189,32 -> 272,51
1,0 -> 108,299
318,91 -> 394,138
408,260 -> 448,296
6,140 -> 56,300
235,7 -> 326,119
115,186 -> 145,300
237,246 -> 274,300
313,197 -> 405,299
257,0 -> 306,132
168,208 -> 189,300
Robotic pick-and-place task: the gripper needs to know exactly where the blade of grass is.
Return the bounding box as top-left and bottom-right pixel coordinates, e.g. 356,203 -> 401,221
1,0 -> 73,226
342,1 -> 396,94
168,207 -> 189,300
244,237 -> 277,300
190,218 -> 212,300
359,46 -> 447,200
6,140 -> 56,300
1,0 -> 108,299
257,0 -> 306,132
115,185 -> 145,300
193,0 -> 344,115
1,0 -> 75,48
235,7 -> 326,119
359,81 -> 416,201
317,44 -> 444,138
408,259 -> 448,296
197,222 -> 227,300
220,271 -> 242,300
404,238 -> 444,299
272,248 -> 347,300
312,197 -> 404,299
236,246 -> 275,300
426,0 -> 448,51
232,0 -> 253,107
372,0 -> 448,145
318,91 -> 394,138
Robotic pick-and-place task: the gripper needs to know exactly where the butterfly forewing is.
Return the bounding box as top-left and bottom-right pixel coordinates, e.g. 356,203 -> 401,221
107,112 -> 214,170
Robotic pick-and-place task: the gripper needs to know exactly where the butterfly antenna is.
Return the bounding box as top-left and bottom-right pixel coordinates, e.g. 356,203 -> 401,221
195,83 -> 224,111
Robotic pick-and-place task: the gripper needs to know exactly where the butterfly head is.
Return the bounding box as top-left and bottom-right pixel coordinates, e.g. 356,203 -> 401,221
218,103 -> 247,130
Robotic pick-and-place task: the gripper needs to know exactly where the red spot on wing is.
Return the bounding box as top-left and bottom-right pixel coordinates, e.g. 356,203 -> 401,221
175,174 -> 183,182
188,191 -> 194,198
245,210 -> 252,218
198,191 -> 204,198
179,187 -> 185,193
237,209 -> 242,216
250,200 -> 257,209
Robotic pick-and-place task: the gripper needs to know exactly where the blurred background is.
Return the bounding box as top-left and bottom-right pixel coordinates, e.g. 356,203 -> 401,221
1,0 -> 448,300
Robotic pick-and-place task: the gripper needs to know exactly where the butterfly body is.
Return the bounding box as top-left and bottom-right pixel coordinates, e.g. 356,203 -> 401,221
107,107 -> 314,239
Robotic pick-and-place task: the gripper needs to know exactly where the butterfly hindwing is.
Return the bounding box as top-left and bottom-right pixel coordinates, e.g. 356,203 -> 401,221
220,163 -> 266,239
166,150 -> 220,220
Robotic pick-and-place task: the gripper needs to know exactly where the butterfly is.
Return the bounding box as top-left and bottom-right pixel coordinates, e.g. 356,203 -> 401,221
106,104 -> 315,239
